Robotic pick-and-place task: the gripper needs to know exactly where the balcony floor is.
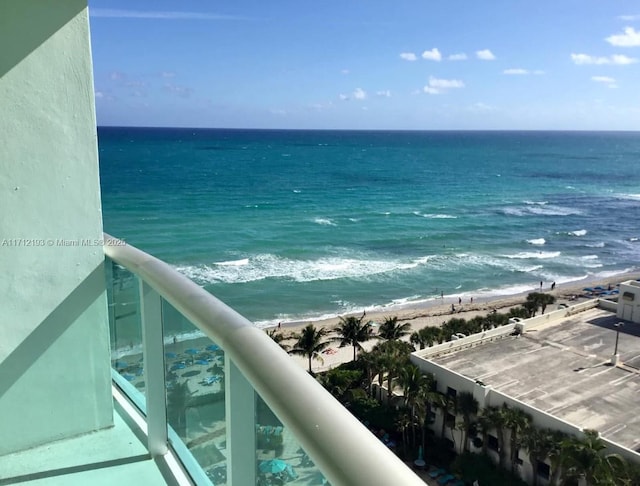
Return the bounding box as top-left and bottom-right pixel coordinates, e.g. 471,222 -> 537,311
0,393 -> 167,485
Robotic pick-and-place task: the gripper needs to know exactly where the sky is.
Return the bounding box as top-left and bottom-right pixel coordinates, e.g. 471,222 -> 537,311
88,0 -> 640,130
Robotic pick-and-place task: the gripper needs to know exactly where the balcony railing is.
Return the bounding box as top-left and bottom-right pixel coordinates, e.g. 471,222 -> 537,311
104,234 -> 423,485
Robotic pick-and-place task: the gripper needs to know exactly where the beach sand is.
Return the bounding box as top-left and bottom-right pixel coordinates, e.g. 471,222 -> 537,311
276,271 -> 640,372
117,271 -> 640,383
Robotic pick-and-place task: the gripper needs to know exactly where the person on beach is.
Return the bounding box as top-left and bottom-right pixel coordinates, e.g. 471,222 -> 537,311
458,297 -> 462,305
551,282 -> 556,290
451,303 -> 455,313
278,322 -> 281,329
540,281 -> 543,290
441,291 -> 444,299
470,297 -> 473,304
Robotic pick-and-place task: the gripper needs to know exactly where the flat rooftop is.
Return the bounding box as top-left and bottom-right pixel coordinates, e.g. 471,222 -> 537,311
431,308 -> 640,451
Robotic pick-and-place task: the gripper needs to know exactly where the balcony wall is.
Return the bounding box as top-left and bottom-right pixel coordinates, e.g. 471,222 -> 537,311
0,0 -> 112,455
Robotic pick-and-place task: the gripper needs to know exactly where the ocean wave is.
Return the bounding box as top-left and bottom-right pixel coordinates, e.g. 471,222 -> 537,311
314,218 -> 337,226
569,229 -> 587,236
503,251 -> 561,259
502,205 -> 581,217
215,258 -> 249,266
175,253 -> 433,284
617,193 -> 640,201
414,211 -> 457,219
526,238 -> 546,246
523,200 -> 548,205
586,242 -> 605,248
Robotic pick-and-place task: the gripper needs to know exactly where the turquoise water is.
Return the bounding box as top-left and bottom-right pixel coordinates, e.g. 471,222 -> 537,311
99,128 -> 640,327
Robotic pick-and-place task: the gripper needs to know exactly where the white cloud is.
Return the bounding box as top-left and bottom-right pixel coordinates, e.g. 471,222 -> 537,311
619,14 -> 640,21
161,71 -> 176,78
422,48 -> 442,61
503,68 -> 529,75
423,76 -> 465,94
571,53 -> 638,65
476,49 -> 496,60
339,94 -> 349,101
164,83 -> 193,97
448,53 -> 468,61
352,88 -> 366,100
591,76 -> 618,88
400,52 -> 418,61
376,90 -> 391,97
606,27 -> 640,47
89,8 -> 246,21
95,91 -> 104,98
591,76 -> 615,83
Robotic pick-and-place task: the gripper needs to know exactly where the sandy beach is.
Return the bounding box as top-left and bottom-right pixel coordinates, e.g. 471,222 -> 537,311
275,271 -> 640,372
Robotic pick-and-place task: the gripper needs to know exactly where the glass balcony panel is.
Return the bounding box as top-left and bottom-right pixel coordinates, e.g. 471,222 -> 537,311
105,257 -> 146,398
255,395 -> 328,486
161,298 -> 227,482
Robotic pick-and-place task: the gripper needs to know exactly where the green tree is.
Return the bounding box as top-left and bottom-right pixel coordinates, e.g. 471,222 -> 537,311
290,324 -> 330,373
457,391 -> 479,453
526,292 -> 557,316
370,340 -> 413,405
521,426 -> 554,486
266,328 -> 290,351
560,429 -> 627,485
396,365 -> 433,446
377,316 -> 411,341
503,405 -> 532,474
479,405 -> 508,468
335,315 -> 374,361
410,326 -> 442,349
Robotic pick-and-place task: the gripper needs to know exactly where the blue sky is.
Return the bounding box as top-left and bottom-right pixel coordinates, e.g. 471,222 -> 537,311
89,1 -> 640,130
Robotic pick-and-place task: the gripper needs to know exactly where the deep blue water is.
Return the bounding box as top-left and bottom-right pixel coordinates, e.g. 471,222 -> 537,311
98,128 -> 640,327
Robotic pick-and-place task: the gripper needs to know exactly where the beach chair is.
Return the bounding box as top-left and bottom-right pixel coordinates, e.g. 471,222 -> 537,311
437,473 -> 455,485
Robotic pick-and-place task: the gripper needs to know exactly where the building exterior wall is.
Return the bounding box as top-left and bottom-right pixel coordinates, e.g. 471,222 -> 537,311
411,343 -> 640,485
0,0 -> 112,454
617,281 -> 640,323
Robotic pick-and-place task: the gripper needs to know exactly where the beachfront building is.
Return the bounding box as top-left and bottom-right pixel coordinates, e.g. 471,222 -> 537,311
410,299 -> 640,485
0,2 -> 424,484
617,280 -> 640,323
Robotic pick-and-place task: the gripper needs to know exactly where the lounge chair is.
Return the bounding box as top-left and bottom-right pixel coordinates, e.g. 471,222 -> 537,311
437,474 -> 455,485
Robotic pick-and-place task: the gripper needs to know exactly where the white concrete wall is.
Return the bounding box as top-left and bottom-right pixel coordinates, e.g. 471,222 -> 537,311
617,281 -> 640,323
411,352 -> 640,485
0,0 -> 112,454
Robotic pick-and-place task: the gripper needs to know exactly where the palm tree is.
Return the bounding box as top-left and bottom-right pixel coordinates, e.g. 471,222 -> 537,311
396,365 -> 433,446
377,316 -> 411,341
266,328 -> 290,351
290,324 -> 330,373
560,429 -> 627,485
503,405 -> 532,474
457,391 -> 479,453
371,340 -> 413,405
521,425 -> 554,486
479,405 -> 508,467
410,326 -> 442,349
335,315 -> 373,361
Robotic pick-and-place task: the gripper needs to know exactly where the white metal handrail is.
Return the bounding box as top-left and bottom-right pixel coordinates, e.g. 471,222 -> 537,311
104,234 -> 423,486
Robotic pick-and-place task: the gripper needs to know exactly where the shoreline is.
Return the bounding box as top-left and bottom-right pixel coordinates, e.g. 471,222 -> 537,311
113,271 -> 639,377
273,270 -> 640,335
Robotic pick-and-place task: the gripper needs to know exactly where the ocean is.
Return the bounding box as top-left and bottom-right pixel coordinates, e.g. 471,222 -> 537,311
98,128 -> 640,329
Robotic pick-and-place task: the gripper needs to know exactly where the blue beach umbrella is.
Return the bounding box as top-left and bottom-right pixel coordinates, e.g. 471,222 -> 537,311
165,352 -> 177,359
170,363 -> 186,371
195,359 -> 209,365
184,348 -> 199,355
259,459 -> 288,474
206,344 -> 220,351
